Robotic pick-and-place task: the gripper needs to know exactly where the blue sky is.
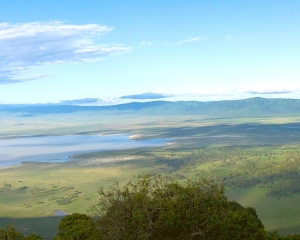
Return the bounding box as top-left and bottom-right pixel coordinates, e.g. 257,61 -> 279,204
0,0 -> 300,104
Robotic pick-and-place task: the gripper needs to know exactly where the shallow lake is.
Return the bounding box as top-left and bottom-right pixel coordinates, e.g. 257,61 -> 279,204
0,134 -> 171,167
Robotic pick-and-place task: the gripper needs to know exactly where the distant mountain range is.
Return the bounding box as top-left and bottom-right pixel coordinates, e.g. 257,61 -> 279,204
1,97 -> 300,118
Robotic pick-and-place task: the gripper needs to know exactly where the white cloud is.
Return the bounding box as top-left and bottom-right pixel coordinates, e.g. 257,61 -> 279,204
140,41 -> 153,46
0,21 -> 131,84
235,84 -> 299,94
58,98 -> 99,105
185,37 -> 202,42
175,36 -> 204,45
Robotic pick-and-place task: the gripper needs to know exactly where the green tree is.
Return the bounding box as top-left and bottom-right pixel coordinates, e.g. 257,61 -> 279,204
90,175 -> 271,240
279,235 -> 300,240
0,224 -> 25,240
25,233 -> 43,240
54,213 -> 96,240
0,224 -> 42,240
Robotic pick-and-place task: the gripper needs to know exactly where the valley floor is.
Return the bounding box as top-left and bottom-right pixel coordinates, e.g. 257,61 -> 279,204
1,114 -> 300,239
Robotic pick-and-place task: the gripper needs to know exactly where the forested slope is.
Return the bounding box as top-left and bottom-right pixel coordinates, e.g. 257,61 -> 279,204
1,97 -> 300,117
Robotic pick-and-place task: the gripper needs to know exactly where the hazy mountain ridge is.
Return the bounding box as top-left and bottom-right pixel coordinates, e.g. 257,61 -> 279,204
1,97 -> 300,117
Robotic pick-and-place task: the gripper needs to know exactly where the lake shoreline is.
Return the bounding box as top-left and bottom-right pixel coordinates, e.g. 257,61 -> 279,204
0,134 -> 172,168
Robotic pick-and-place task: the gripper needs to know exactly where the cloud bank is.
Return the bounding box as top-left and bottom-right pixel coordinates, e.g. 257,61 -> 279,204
120,92 -> 172,99
59,98 -> 100,105
236,85 -> 299,95
0,21 -> 131,84
175,36 -> 204,45
140,41 -> 153,46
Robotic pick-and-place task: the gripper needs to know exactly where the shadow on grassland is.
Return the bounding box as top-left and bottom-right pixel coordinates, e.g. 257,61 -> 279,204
139,122 -> 300,147
0,216 -> 64,240
278,225 -> 300,237
144,122 -> 300,138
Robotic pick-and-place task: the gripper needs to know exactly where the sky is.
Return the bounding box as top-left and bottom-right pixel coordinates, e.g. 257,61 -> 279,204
0,0 -> 300,104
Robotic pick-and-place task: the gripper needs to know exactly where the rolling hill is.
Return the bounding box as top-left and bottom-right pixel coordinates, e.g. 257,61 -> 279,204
1,97 -> 300,117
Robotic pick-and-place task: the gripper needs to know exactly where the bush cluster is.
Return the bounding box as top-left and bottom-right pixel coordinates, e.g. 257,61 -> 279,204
1,176 -> 300,239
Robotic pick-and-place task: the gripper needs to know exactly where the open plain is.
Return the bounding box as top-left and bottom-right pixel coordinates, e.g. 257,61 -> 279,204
1,102 -> 300,239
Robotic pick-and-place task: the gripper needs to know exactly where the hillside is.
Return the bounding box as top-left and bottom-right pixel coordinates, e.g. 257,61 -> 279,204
1,97 -> 300,118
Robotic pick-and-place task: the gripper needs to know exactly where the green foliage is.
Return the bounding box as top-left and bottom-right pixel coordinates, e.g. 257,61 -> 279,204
54,213 -> 96,240
0,224 -> 25,240
0,224 -> 42,240
279,235 -> 300,240
54,192 -> 80,205
25,233 -> 43,240
140,145 -> 300,197
90,175 -> 269,240
221,151 -> 300,196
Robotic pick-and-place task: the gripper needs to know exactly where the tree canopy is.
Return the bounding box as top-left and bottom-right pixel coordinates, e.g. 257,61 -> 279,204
54,213 -> 96,240
3,175 -> 300,239
90,175 -> 269,240
0,224 -> 42,240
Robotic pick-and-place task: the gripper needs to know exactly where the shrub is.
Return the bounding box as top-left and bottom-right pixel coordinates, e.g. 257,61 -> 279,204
54,213 -> 96,240
90,175 -> 270,240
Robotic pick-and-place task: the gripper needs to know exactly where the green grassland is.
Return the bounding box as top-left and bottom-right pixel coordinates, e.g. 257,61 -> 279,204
1,113 -> 300,239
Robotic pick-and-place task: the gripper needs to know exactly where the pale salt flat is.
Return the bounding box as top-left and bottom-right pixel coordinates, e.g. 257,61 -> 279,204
0,134 -> 171,167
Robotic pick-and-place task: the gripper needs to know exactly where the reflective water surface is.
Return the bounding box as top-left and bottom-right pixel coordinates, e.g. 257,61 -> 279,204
0,134 -> 171,167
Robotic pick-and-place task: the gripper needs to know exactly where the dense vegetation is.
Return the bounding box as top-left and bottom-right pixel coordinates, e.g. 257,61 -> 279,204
2,176 -> 300,239
2,144 -> 300,238
0,224 -> 42,239
136,145 -> 300,197
90,176 -> 268,239
1,108 -> 300,238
